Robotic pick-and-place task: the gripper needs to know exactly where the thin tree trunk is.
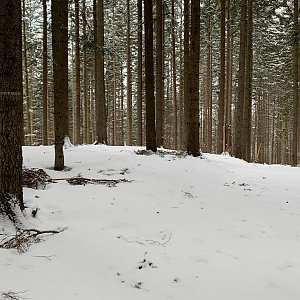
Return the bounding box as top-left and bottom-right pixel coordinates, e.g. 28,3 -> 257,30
156,0 -> 164,147
243,0 -> 253,162
234,0 -> 247,159
292,0 -> 299,166
144,0 -> 157,151
22,0 -> 32,146
52,0 -> 68,170
126,0 -> 132,145
204,1 -> 212,153
42,0 -> 48,145
217,0 -> 226,153
75,0 -> 81,144
187,0 -> 200,156
224,0 -> 232,154
172,0 -> 177,149
83,0 -> 89,143
94,0 -> 107,144
179,4 -> 184,150
183,0 -> 190,149
137,0 -> 143,145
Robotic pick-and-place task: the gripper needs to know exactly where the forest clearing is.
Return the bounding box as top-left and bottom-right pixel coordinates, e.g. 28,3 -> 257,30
1,145 -> 300,300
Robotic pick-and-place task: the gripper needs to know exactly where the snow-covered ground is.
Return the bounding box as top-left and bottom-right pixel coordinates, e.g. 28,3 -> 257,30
1,145 -> 300,300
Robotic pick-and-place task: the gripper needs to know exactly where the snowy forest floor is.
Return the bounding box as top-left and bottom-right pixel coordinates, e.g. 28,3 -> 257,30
1,145 -> 300,300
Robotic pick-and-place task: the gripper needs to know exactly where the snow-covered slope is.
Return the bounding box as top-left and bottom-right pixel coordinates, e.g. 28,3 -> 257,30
1,145 -> 300,300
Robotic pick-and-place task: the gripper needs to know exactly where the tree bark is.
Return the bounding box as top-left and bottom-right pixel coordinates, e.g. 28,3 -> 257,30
156,0 -> 164,147
144,0 -> 157,152
292,0 -> 299,166
204,1 -> 212,153
83,0 -> 90,144
217,0 -> 226,154
137,0 -> 143,146
187,0 -> 200,156
183,0 -> 190,149
234,0 -> 247,159
172,0 -> 177,149
22,0 -> 32,146
126,0 -> 132,146
224,0 -> 232,154
42,0 -> 48,145
94,0 -> 107,144
243,0 -> 253,162
0,0 -> 24,212
52,0 -> 68,170
75,0 -> 81,144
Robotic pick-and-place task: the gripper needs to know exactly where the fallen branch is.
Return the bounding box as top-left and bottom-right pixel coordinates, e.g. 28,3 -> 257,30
54,177 -> 130,187
0,228 -> 64,253
1,291 -> 28,300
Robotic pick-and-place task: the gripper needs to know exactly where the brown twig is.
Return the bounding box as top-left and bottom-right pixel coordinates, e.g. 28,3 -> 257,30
0,228 -> 64,253
1,291 -> 28,300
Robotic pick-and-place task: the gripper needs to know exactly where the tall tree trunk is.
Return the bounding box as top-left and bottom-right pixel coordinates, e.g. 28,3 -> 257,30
52,0 -> 68,170
94,0 -> 107,144
42,0 -> 48,145
112,5 -> 117,145
83,0 -> 89,144
137,0 -> 143,145
292,0 -> 299,166
22,0 -> 32,146
0,0 -> 24,213
126,0 -> 132,145
144,0 -> 157,152
179,4 -> 184,150
204,1 -> 212,153
217,0 -> 226,153
187,0 -> 200,156
183,0 -> 190,149
234,0 -> 247,159
243,0 -> 253,162
172,0 -> 177,149
156,0 -> 164,147
75,0 -> 81,144
224,0 -> 232,154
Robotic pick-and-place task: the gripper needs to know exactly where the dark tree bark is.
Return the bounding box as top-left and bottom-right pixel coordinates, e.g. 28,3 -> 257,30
156,0 -> 164,147
0,0 -> 24,213
83,0 -> 90,143
183,0 -> 190,149
137,0 -> 143,146
187,0 -> 200,156
75,0 -> 81,144
94,0 -> 107,144
224,0 -> 233,154
144,0 -> 157,152
52,0 -> 68,170
204,0 -> 212,153
292,0 -> 299,166
217,0 -> 226,153
22,0 -> 32,146
42,0 -> 48,146
243,0 -> 253,162
172,0 -> 177,149
127,0 -> 132,145
126,0 -> 132,146
234,0 -> 247,159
